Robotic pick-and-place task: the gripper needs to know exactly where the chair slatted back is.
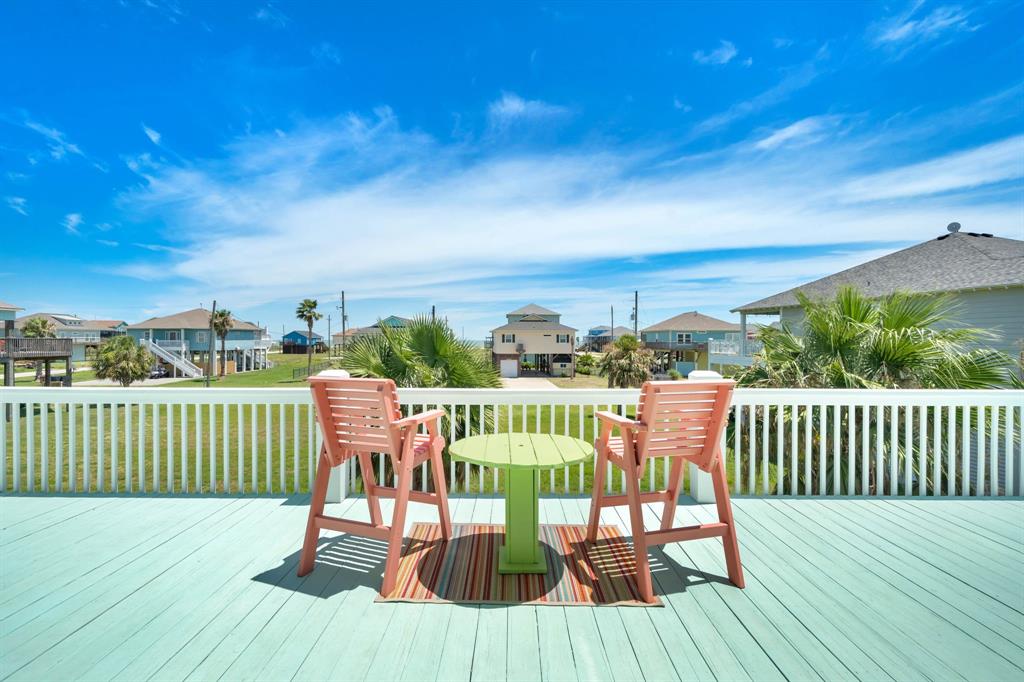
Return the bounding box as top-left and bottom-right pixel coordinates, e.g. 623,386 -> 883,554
309,376 -> 403,464
635,380 -> 734,472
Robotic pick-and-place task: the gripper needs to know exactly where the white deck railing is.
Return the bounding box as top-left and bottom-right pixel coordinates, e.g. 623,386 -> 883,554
1,386 -> 1020,498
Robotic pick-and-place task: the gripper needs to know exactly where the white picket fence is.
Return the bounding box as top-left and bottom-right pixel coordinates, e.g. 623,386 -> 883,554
1,386 -> 1020,498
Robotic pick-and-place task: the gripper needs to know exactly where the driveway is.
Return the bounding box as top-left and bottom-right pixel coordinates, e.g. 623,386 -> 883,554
500,377 -> 559,390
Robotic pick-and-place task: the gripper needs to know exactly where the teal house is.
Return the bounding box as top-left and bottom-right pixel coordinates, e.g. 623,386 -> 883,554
641,310 -> 740,375
127,307 -> 270,377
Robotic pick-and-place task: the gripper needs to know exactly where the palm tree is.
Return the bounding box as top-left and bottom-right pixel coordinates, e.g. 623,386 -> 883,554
340,315 -> 500,490
295,299 -> 322,377
597,334 -> 654,388
21,317 -> 56,382
735,286 -> 1012,389
732,286 -> 1015,495
94,336 -> 153,387
211,308 -> 233,377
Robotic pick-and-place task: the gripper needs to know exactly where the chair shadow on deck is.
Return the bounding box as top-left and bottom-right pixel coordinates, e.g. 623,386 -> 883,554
251,533 -> 389,600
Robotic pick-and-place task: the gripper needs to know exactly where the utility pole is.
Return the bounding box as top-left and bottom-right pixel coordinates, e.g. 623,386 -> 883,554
336,291 -> 347,356
431,305 -> 436,323
206,300 -> 216,387
633,290 -> 639,337
610,305 -> 614,341
327,314 -> 332,356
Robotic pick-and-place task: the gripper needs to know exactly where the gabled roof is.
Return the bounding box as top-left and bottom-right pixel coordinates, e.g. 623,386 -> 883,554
492,319 -> 576,333
734,232 -> 1024,313
507,303 -> 559,316
88,320 -> 127,329
285,330 -> 323,339
587,325 -> 634,337
643,311 -> 740,332
127,308 -> 261,331
0,300 -> 23,311
16,313 -> 126,331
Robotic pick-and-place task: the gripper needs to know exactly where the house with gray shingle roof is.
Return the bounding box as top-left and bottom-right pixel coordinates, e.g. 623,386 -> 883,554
728,229 -> 1024,363
641,311 -> 741,375
489,304 -> 576,377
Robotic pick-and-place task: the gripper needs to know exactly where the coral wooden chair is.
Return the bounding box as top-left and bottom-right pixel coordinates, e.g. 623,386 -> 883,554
586,379 -> 743,602
298,376 -> 452,596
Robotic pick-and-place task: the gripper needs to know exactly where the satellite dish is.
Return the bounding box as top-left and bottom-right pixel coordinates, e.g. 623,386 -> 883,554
947,222 -> 961,233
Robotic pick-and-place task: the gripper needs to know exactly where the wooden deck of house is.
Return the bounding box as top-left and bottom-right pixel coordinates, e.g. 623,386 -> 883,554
1,494 -> 1022,681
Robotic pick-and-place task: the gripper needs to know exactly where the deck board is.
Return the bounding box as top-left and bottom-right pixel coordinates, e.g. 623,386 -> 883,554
1,494 -> 1022,681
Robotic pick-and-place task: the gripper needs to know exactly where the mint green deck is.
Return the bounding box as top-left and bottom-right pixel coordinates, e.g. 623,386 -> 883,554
451,434 -> 592,573
1,495 -> 1022,681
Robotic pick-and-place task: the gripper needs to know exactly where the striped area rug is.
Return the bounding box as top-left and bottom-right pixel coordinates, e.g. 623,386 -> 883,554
379,523 -> 660,606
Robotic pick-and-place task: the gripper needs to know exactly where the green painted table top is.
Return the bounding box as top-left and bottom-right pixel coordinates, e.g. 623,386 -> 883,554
449,433 -> 593,470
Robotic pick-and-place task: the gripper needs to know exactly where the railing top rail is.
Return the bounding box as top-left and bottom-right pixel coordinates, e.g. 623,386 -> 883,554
0,385 -> 1021,407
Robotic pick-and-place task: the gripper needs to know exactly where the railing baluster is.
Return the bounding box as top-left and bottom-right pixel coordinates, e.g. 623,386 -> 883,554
1005,405 -> 1015,497
265,403 -> 271,493
292,403 -> 299,493
961,406 -> 970,496
789,404 -> 797,495
847,403 -> 855,496
761,403 -> 769,494
989,406 -> 999,496
40,402 -> 48,493
138,402 -> 147,492
902,405 -> 913,496
237,403 -> 244,494
209,403 -> 217,493
126,402 -> 134,492
222,404 -> 229,493
946,405 -> 955,497
155,403 -> 163,493
167,401 -> 174,493
180,403 -> 187,493
448,403 -> 455,493
775,403 -> 783,495
860,404 -> 869,495
250,404 -> 258,493
917,404 -> 926,496
804,405 -> 812,495
977,405 -> 986,496
69,403 -> 76,492
195,403 -> 203,492
55,402 -> 63,492
279,403 -> 286,493
748,404 -> 756,494
874,405 -> 883,496
932,405 -> 941,497
81,402 -> 87,492
832,404 -> 840,495
92,402 -> 100,492
734,403 -> 742,494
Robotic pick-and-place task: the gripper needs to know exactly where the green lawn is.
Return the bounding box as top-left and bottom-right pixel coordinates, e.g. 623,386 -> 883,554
547,374 -> 608,389
160,352 -> 335,388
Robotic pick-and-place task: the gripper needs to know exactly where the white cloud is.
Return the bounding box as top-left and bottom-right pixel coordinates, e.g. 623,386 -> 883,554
869,1 -> 977,56
253,3 -> 289,28
672,96 -> 692,112
113,104 -> 1022,321
24,119 -> 83,160
96,239 -> 119,247
773,38 -> 794,49
487,92 -> 570,128
141,124 -> 161,145
311,41 -> 341,65
691,49 -> 826,136
693,40 -> 738,65
754,115 -> 841,151
4,196 -> 27,215
62,212 -> 83,235
840,135 -> 1024,202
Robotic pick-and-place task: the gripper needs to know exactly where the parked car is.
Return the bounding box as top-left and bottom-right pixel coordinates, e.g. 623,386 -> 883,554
149,365 -> 169,379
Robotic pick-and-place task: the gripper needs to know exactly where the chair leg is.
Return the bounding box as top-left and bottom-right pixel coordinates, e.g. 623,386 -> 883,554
298,450 -> 331,577
430,442 -> 453,539
660,457 -> 685,531
624,463 -> 655,603
586,445 -> 608,542
712,457 -> 745,589
358,452 -> 383,527
381,457 -> 413,597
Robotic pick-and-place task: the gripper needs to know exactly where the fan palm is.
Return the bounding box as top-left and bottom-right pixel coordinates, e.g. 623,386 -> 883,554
94,336 -> 153,387
340,316 -> 500,489
733,286 -> 1015,495
597,334 -> 654,388
211,308 -> 233,377
295,299 -> 322,377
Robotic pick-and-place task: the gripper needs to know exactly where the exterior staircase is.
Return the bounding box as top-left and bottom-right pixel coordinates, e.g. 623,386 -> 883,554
142,339 -> 204,378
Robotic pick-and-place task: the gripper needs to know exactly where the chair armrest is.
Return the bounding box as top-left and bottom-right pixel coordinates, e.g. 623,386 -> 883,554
595,410 -> 645,431
392,408 -> 446,431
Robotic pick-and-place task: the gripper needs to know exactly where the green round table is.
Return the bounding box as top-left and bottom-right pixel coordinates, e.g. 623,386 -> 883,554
449,433 -> 593,574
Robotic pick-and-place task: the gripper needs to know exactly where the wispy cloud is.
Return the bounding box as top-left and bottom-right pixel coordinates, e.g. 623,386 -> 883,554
869,1 -> 977,57
141,123 -> 161,145
487,92 -> 570,128
4,196 -> 27,215
692,40 -> 738,66
672,96 -> 692,112
96,239 -> 119,247
773,38 -> 794,49
311,41 -> 341,65
754,115 -> 842,151
253,3 -> 289,28
114,96 -> 1021,317
692,49 -> 827,136
62,212 -> 83,235
24,119 -> 83,160
839,135 -> 1024,202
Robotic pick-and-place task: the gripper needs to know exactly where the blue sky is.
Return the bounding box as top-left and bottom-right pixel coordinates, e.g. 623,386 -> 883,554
2,1 -> 1022,339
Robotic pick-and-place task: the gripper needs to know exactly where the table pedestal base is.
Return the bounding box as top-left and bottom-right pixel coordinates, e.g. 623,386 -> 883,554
498,467 -> 548,574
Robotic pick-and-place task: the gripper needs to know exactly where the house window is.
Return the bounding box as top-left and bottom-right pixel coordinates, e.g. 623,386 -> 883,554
501,333 -> 515,343
556,334 -> 570,344
677,333 -> 692,344
195,331 -> 208,343
166,331 -> 181,341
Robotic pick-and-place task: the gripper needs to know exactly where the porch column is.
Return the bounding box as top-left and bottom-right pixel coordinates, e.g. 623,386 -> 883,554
739,312 -> 748,356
